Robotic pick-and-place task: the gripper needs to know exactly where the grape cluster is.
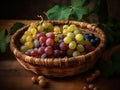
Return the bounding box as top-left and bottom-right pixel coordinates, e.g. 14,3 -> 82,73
20,21 -> 100,58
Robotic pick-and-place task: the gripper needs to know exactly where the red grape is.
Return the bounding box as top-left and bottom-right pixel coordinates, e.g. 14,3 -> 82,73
46,38 -> 54,46
59,42 -> 68,51
53,49 -> 60,57
46,32 -> 55,39
39,36 -> 47,44
38,46 -> 45,55
45,46 -> 53,55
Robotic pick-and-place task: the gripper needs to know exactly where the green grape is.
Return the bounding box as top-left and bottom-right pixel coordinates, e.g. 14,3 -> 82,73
67,32 -> 75,39
75,34 -> 83,41
69,24 -> 77,32
54,26 -> 61,34
37,25 -> 44,32
20,45 -> 28,52
25,41 -> 34,49
42,21 -> 49,29
64,36 -> 72,44
20,35 -> 26,44
63,29 -> 68,36
30,22 -> 38,28
30,28 -> 37,35
72,51 -> 80,57
47,22 -> 54,32
26,36 -> 33,42
54,35 -> 59,42
69,41 -> 76,49
74,29 -> 81,35
79,40 -> 90,45
77,44 -> 85,52
24,31 -> 31,36
67,49 -> 73,57
63,25 -> 69,29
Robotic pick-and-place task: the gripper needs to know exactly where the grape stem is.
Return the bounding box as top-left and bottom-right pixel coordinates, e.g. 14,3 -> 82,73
37,15 -> 44,24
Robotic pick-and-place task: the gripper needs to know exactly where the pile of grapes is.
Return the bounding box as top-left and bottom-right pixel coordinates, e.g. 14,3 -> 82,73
20,21 -> 100,58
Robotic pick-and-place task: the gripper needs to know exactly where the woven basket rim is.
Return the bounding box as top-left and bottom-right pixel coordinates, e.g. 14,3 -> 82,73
10,20 -> 106,67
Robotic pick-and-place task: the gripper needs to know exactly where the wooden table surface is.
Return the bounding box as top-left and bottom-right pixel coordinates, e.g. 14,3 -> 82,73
0,20 -> 120,90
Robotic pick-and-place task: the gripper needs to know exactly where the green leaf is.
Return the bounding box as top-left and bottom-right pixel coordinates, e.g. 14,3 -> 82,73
10,22 -> 25,35
0,30 -> 10,53
71,0 -> 88,7
71,6 -> 89,21
47,5 -> 72,20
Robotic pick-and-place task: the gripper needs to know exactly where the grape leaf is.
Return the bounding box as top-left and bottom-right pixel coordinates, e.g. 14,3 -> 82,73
0,30 -> 10,53
10,22 -> 25,35
47,5 -> 72,20
71,6 -> 89,21
71,0 -> 87,7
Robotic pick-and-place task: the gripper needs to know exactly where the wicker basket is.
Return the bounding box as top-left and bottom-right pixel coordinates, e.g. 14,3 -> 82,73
10,20 -> 106,77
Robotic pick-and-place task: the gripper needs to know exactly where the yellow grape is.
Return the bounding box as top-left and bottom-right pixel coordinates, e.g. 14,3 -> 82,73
25,41 -> 34,49
64,36 -> 72,44
20,35 -> 26,44
30,28 -> 37,35
30,22 -> 38,28
72,51 -> 80,57
26,36 -> 33,42
24,31 -> 31,36
69,24 -> 77,32
77,44 -> 85,52
63,25 -> 69,29
69,41 -> 76,49
37,25 -> 44,32
54,26 -> 61,34
20,45 -> 28,52
67,32 -> 75,39
75,34 -> 83,41
74,29 -> 81,35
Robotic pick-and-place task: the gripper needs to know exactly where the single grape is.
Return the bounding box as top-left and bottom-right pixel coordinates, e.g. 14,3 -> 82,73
31,49 -> 39,57
24,41 -> 34,49
59,42 -> 68,51
20,45 -> 29,52
88,33 -> 95,39
54,26 -> 61,34
39,36 -> 47,44
77,44 -> 85,52
45,46 -> 53,55
20,35 -> 26,44
41,53 -> 47,58
72,51 -> 80,57
69,24 -> 77,32
24,31 -> 31,36
34,39 -> 41,48
30,28 -> 37,35
74,29 -> 81,35
26,35 -> 33,42
67,49 -> 74,57
63,36 -> 72,44
69,41 -> 76,49
53,49 -> 61,57
75,34 -> 83,41
37,25 -> 44,32
36,32 -> 46,40
63,25 -> 69,29
46,32 -> 55,39
38,46 -> 45,55
46,38 -> 54,46
67,32 -> 75,39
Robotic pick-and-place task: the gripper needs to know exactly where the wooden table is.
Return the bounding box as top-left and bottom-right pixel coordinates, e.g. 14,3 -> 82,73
0,20 -> 120,90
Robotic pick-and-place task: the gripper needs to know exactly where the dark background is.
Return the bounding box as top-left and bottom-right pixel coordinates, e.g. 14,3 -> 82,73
0,0 -> 120,21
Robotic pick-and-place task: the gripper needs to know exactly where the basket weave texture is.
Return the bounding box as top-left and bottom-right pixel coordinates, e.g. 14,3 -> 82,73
10,20 -> 106,77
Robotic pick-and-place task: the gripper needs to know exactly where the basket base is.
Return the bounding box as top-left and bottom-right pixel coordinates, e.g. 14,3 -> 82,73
16,58 -> 96,78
